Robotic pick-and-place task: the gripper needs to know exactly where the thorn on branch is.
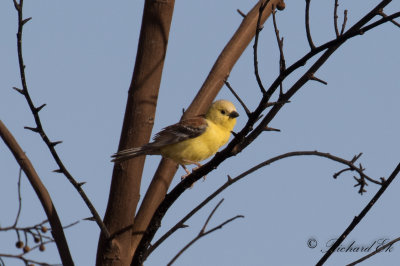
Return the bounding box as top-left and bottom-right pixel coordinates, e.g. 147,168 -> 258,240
227,175 -> 233,182
34,103 -> 46,113
24,126 -> 39,133
50,140 -> 63,147
231,131 -> 238,138
180,224 -> 189,229
264,126 -> 281,132
265,100 -> 290,108
237,9 -> 246,18
351,153 -> 363,164
52,169 -> 63,173
22,17 -> 32,25
309,74 -> 328,85
12,87 -> 25,95
78,182 -> 86,187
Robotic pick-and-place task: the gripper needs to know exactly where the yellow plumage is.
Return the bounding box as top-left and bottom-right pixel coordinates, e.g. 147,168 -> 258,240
112,100 -> 239,177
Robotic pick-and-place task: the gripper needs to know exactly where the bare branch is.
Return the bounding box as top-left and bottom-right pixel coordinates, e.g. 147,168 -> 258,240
0,120 -> 74,265
167,199 -> 243,266
316,163 -> 400,266
12,0 -> 108,239
224,80 -> 251,116
379,10 -> 400,28
340,10 -> 348,35
253,0 -> 270,95
305,0 -> 316,49
347,237 -> 400,266
272,6 -> 286,95
334,0 -> 340,37
145,150 -> 381,258
13,168 -> 23,227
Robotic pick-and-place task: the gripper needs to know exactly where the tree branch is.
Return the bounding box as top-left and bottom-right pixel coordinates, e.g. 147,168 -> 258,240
144,150 -> 381,258
253,0 -> 270,95
316,163 -> 400,266
347,237 -> 400,266
166,199 -> 243,266
305,0 -> 316,49
12,0 -> 108,239
0,120 -> 74,266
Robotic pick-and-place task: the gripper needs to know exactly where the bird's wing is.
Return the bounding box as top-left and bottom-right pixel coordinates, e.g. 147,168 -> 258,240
150,116 -> 208,148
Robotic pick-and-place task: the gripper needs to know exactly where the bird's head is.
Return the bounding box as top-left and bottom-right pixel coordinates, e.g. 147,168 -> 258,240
206,100 -> 239,131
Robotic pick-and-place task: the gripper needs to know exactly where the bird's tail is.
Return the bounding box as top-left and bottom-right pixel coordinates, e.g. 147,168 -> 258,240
111,145 -> 155,163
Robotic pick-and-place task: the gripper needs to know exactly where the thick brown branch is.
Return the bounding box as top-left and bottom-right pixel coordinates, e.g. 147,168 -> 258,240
316,163 -> 400,265
97,0 -> 176,264
0,120 -> 74,266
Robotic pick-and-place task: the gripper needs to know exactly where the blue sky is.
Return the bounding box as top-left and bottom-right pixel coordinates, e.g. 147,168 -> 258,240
1,0 -> 400,265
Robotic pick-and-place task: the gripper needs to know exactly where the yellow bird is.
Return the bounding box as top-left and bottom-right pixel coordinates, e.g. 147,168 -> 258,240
112,100 -> 239,178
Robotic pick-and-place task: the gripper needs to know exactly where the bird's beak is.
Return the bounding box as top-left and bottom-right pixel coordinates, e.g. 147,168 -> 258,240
229,111 -> 239,118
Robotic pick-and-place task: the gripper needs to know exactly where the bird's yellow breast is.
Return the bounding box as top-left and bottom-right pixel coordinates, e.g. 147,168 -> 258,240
159,121 -> 231,164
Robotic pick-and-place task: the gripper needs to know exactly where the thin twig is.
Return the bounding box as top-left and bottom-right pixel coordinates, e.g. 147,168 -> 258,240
167,199 -> 243,266
0,250 -> 60,266
13,168 -> 23,227
272,6 -> 286,95
12,0 -> 109,239
340,10 -> 348,35
305,0 -> 316,49
347,237 -> 400,266
253,0 -> 270,95
334,0 -> 340,37
316,163 -> 400,266
224,80 -> 251,116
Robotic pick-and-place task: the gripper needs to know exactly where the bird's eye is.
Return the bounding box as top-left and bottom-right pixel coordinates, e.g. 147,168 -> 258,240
220,110 -> 226,115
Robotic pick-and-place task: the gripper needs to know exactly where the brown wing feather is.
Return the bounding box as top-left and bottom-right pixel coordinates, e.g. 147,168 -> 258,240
111,116 -> 207,162
149,116 -> 208,148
